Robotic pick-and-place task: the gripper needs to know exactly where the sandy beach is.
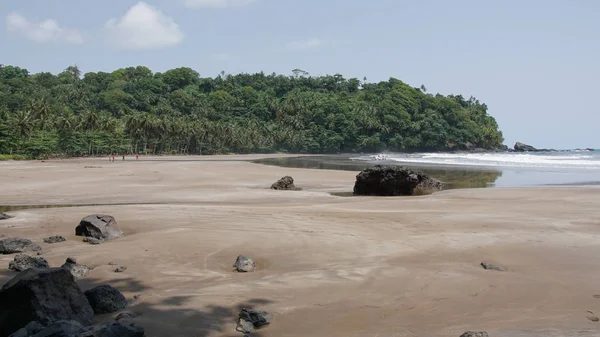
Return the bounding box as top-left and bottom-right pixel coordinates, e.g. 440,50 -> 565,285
1,155 -> 600,337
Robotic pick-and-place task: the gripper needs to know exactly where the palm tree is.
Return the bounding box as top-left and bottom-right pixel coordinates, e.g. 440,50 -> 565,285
11,110 -> 35,139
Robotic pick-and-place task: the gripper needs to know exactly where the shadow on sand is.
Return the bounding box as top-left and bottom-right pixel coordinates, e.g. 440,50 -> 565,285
0,269 -> 273,337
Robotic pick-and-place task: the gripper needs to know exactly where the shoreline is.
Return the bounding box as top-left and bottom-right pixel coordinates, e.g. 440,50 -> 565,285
3,152 -> 600,190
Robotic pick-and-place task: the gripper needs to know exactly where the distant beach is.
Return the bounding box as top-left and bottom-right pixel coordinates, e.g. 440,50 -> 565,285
255,151 -> 600,189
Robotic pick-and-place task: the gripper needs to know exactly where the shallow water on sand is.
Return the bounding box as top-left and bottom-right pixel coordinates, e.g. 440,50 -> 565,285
254,155 -> 600,189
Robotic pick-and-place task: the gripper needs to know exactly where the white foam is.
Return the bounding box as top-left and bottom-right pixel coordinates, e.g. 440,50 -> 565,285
350,152 -> 600,170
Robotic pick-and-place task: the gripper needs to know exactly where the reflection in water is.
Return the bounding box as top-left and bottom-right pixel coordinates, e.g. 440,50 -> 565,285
254,156 -> 502,190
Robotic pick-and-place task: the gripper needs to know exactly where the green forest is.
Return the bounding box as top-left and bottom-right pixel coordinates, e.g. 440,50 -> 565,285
0,65 -> 504,159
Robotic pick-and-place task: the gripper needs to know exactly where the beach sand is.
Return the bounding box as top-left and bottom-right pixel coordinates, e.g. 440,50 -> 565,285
1,155 -> 599,337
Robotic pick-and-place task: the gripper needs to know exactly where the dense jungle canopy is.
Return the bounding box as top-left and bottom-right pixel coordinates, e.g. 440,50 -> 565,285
0,65 -> 504,158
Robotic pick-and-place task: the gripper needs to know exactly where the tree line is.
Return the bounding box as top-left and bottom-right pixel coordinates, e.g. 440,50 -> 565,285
0,65 -> 504,158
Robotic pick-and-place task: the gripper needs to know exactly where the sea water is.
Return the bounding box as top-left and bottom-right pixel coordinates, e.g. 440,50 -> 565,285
350,150 -> 600,187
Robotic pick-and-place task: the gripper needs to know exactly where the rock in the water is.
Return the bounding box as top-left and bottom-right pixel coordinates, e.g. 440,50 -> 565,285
270,176 -> 298,190
514,141 -> 537,152
236,308 -> 271,334
0,268 -> 94,337
115,312 -> 138,321
233,255 -> 256,272
460,332 -> 489,337
353,165 -> 443,196
8,254 -> 49,272
81,322 -> 145,337
43,236 -> 66,244
0,213 -> 13,220
75,215 -> 123,241
480,261 -> 505,271
84,285 -> 128,314
60,258 -> 93,280
513,142 -> 554,152
113,266 -> 127,273
82,237 -> 103,245
0,238 -> 42,255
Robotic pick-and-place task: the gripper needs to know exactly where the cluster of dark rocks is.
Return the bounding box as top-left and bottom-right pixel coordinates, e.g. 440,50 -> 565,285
0,214 -> 138,337
0,268 -> 138,337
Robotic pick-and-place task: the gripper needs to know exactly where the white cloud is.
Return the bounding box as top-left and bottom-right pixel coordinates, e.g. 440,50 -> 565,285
105,2 -> 183,51
5,12 -> 84,44
286,38 -> 324,51
183,0 -> 257,9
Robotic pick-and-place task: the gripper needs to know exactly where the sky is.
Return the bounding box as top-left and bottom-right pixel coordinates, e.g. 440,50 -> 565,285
1,0 -> 599,149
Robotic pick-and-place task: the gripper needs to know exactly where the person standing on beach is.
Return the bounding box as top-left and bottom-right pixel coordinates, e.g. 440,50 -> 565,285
122,155 -> 125,161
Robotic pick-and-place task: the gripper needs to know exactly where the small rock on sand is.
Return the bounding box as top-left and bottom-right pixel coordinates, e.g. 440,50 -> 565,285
480,261 -> 505,271
114,266 -> 127,273
61,257 -> 93,279
8,254 -> 49,272
270,176 -> 298,190
236,308 -> 271,334
43,235 -> 66,244
85,285 -> 128,314
588,316 -> 600,322
0,237 -> 42,255
460,332 -> 489,337
233,255 -> 256,272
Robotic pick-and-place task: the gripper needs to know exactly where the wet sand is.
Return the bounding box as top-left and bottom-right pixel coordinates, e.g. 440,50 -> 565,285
1,155 -> 600,337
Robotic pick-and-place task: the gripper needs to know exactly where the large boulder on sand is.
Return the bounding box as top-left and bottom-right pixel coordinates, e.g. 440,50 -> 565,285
270,176 -> 298,190
84,285 -> 128,314
75,215 -> 123,241
0,213 -> 13,220
8,254 -> 49,272
0,268 -> 94,337
0,238 -> 42,255
353,165 -> 443,196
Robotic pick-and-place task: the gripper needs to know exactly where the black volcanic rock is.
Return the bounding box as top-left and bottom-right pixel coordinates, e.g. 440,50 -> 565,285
0,268 -> 93,337
76,215 -> 123,241
353,165 -> 442,196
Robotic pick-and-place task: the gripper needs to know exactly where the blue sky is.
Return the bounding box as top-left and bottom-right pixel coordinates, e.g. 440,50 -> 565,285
1,0 -> 599,149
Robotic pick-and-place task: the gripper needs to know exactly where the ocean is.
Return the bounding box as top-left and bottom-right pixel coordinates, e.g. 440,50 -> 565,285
255,150 -> 600,189
349,150 -> 600,188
